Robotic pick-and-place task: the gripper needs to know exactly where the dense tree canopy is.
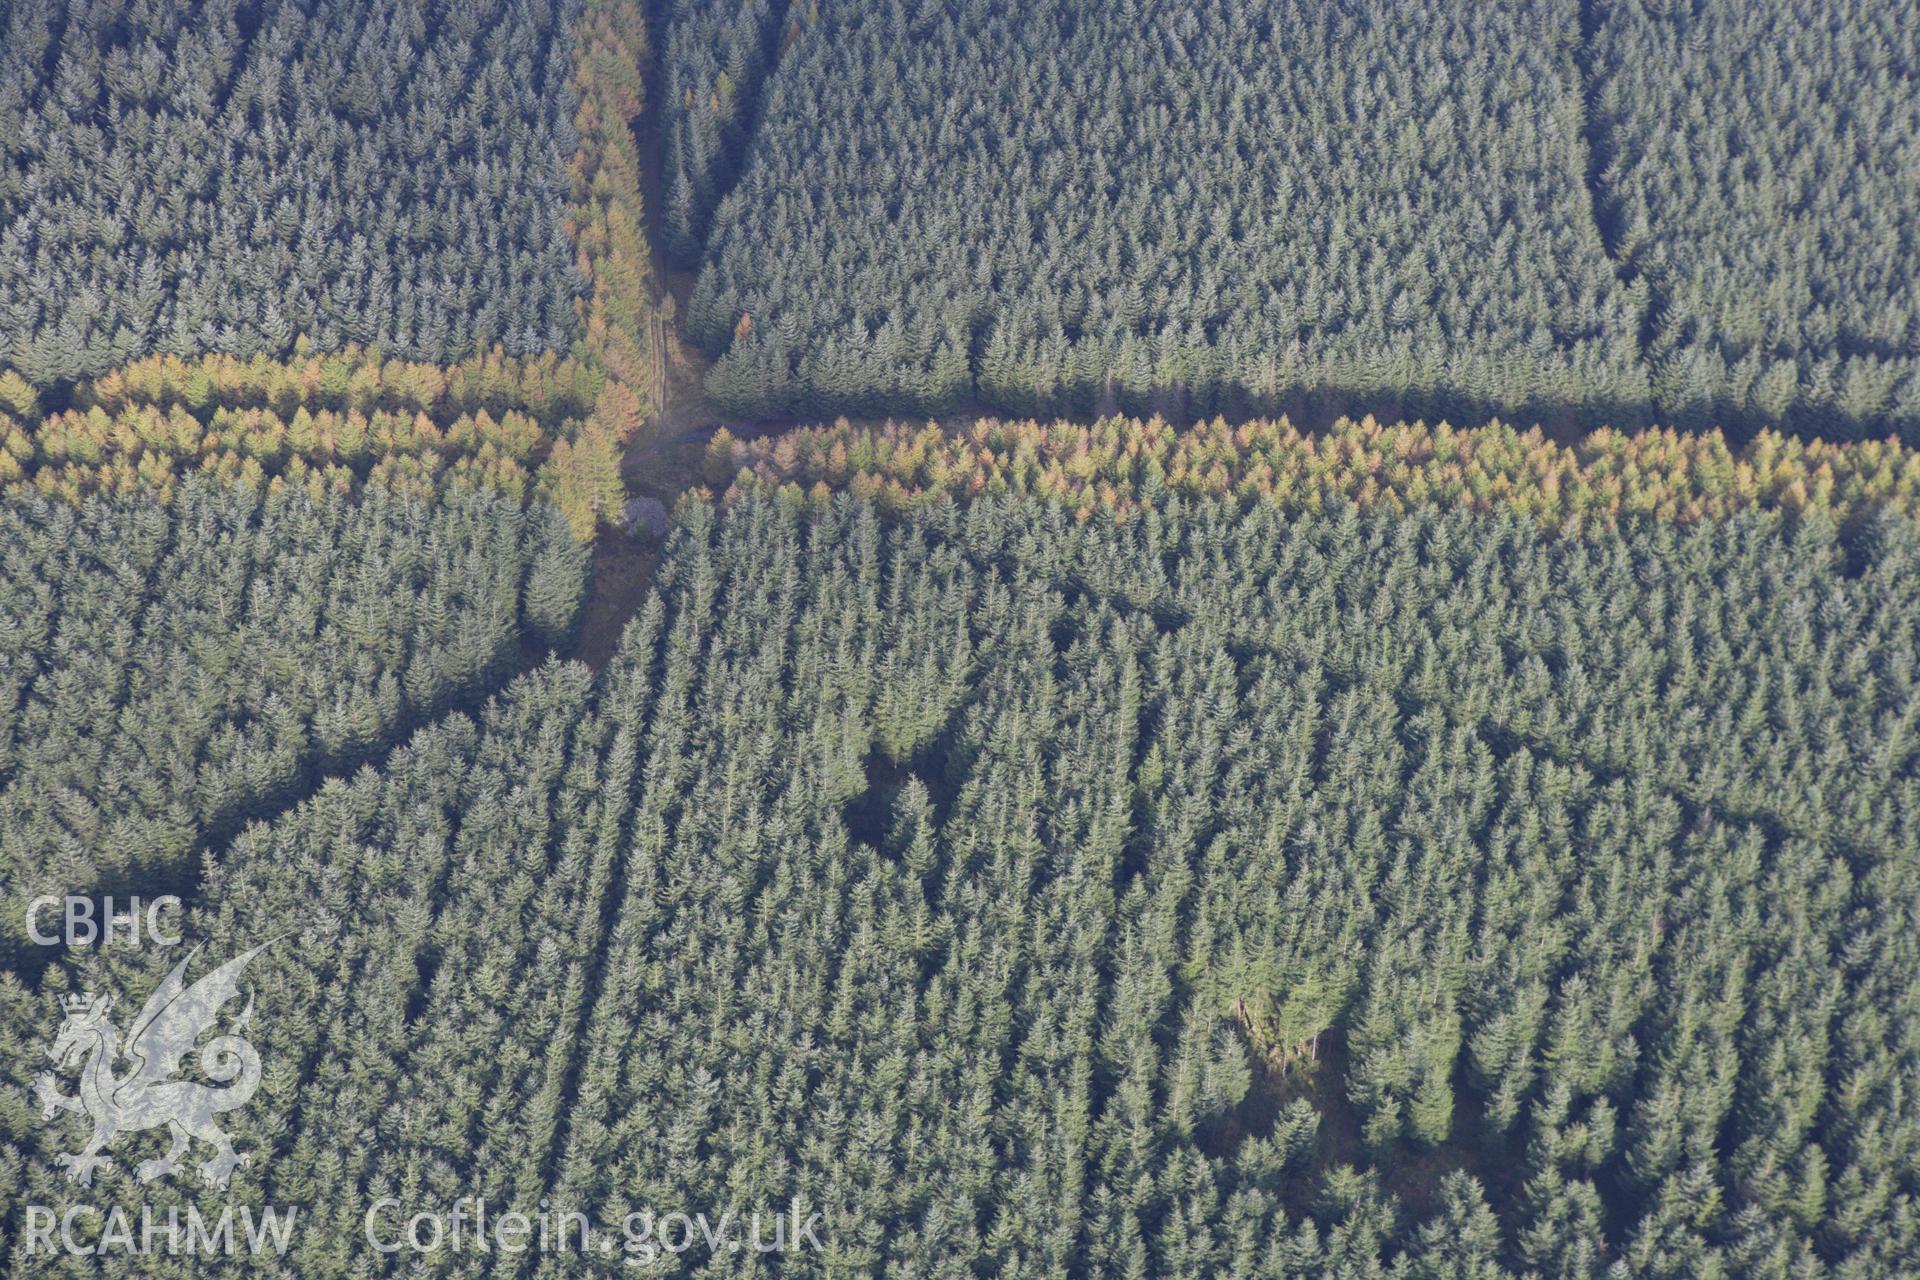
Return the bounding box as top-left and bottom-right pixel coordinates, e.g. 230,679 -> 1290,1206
664,0 -> 1919,441
547,496 -> 1920,1276
0,0 -> 661,537
0,477 -> 585,964
683,0 -> 1649,425
1589,0 -> 1920,439
4,0 -> 1919,1271
658,0 -> 791,266
0,0 -> 587,384
10,494 -> 1915,1275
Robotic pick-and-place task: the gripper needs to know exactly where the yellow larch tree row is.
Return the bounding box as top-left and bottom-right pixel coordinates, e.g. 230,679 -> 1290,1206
545,0 -> 657,537
709,415 -> 1920,532
0,0 -> 657,541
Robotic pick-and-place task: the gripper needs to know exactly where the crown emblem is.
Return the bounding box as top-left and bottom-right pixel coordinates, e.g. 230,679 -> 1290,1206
62,992 -> 96,1013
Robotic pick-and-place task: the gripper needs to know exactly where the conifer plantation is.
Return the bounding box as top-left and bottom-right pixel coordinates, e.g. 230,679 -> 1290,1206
4,0 -> 1918,1273
663,0 -> 1917,438
10,494 -> 1919,1275
684,0 -> 1650,424
0,0 -> 660,538
0,478 -> 585,966
0,0 -> 585,382
1588,0 -> 1920,439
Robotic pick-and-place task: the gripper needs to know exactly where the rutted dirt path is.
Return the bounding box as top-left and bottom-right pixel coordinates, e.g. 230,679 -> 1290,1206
567,25 -> 724,671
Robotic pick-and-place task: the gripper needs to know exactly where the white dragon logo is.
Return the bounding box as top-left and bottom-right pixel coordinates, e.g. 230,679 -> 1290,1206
33,943 -> 269,1188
